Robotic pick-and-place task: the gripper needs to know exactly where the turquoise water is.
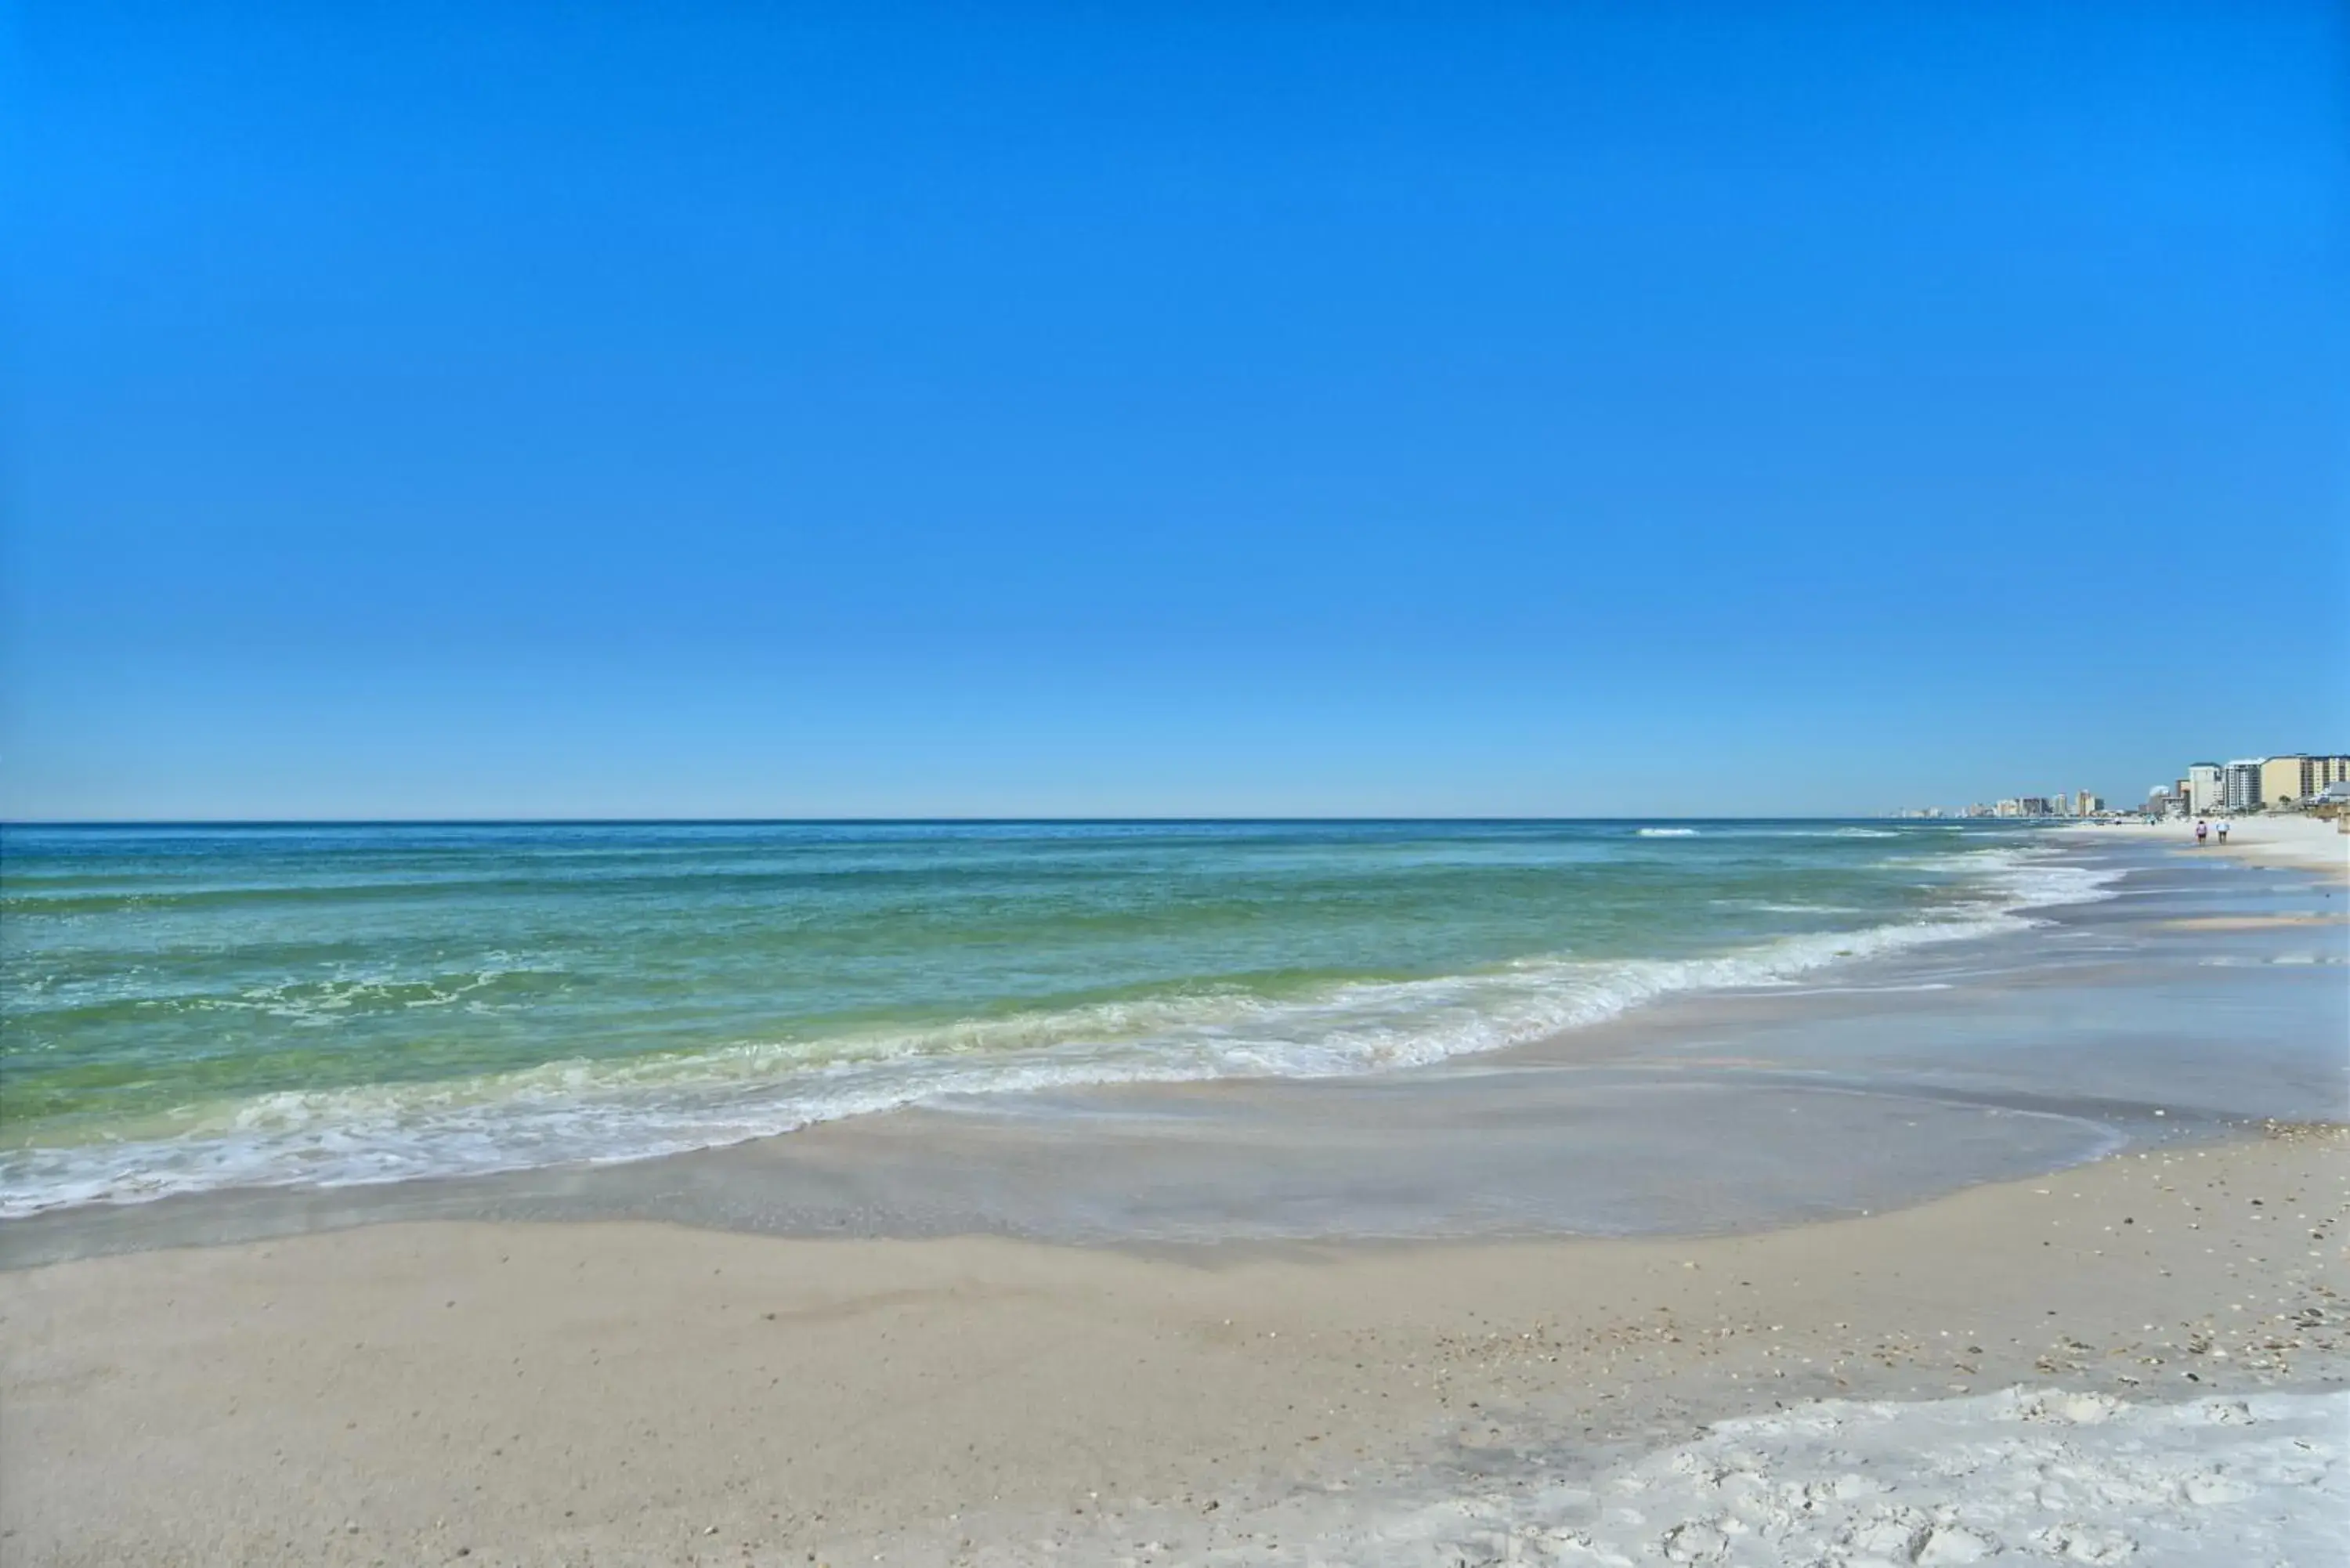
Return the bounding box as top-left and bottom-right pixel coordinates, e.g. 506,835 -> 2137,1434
0,820 -> 2104,1213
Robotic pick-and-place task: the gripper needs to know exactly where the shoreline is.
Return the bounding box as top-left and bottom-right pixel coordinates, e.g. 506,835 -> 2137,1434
6,833 -> 2344,1265
0,822 -> 2128,1224
5,1125 -> 2343,1566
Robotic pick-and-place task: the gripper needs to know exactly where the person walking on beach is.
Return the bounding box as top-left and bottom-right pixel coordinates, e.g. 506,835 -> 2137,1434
2195,819 -> 2208,846
2217,822 -> 2229,844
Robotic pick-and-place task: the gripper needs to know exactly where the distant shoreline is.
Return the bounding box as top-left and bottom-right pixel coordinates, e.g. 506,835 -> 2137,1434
4,814 -> 2005,829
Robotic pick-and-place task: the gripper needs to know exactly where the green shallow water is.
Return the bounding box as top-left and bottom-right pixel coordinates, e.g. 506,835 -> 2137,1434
0,819 -> 2063,1211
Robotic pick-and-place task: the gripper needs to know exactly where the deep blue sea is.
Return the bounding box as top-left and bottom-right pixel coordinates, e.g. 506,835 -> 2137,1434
0,819 -> 2111,1215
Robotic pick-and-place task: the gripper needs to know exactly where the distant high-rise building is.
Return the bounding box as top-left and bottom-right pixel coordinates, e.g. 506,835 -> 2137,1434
2261,756 -> 2307,807
2222,760 -> 2263,814
2260,755 -> 2350,808
2077,791 -> 2103,815
2186,764 -> 2224,814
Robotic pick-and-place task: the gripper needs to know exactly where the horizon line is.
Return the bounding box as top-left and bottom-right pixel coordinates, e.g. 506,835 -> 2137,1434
1,813 -> 1998,829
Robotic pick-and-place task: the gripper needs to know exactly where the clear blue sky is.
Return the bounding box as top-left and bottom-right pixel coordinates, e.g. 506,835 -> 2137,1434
6,2 -> 2345,819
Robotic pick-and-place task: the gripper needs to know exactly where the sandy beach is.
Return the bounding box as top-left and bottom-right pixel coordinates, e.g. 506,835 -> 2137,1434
5,1124 -> 2345,1566
2065,813 -> 2350,878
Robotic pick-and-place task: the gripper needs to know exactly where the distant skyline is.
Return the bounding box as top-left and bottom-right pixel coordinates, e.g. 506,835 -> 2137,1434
6,3 -> 2347,821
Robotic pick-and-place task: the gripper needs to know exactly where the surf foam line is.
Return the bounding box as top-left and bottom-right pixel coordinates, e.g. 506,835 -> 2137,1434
0,844 -> 2125,1216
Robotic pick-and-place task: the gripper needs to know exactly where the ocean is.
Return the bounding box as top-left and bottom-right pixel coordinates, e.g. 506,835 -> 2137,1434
0,819 -> 2112,1217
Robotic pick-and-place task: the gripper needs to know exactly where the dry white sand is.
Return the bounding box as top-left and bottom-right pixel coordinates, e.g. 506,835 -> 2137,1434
4,1125 -> 2344,1566
2066,814 -> 2350,878
1207,1384 -> 2347,1566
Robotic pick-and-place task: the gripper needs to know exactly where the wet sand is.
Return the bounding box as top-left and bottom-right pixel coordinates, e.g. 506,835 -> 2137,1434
2162,912 -> 2344,930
